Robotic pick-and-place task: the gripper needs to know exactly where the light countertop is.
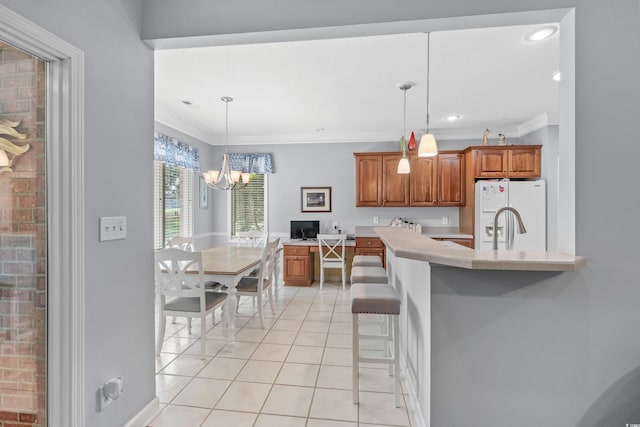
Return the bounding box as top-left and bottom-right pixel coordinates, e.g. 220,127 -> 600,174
355,225 -> 472,240
375,227 -> 585,272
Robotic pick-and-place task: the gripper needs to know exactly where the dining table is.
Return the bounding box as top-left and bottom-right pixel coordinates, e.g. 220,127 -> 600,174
201,245 -> 281,346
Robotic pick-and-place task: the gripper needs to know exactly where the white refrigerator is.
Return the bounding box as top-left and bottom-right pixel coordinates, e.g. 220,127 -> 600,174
475,179 -> 546,250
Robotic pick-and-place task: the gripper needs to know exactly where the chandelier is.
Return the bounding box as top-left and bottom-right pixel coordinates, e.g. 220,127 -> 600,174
203,96 -> 250,190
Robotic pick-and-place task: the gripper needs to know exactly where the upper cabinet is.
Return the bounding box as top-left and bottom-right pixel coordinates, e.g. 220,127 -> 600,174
410,152 -> 465,207
467,145 -> 541,178
354,153 -> 410,207
355,151 -> 464,207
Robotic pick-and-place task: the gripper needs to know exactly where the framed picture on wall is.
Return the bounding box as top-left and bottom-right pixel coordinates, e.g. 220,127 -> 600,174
301,187 -> 331,212
199,176 -> 208,209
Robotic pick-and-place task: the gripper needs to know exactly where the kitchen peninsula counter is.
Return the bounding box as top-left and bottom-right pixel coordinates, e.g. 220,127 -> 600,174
375,226 -> 585,271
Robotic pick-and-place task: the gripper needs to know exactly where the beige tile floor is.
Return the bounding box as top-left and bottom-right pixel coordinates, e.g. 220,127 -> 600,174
151,282 -> 414,427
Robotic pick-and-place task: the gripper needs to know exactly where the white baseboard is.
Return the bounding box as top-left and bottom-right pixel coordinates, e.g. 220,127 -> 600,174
124,396 -> 160,427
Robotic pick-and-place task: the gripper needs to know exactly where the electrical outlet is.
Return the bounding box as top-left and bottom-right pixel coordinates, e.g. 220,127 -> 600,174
373,216 -> 379,224
99,216 -> 127,241
332,221 -> 338,230
442,216 -> 449,225
99,375 -> 124,411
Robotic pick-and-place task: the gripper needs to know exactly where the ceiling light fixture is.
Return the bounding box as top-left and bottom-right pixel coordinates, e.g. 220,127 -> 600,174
203,96 -> 250,190
397,81 -> 414,174
418,33 -> 438,158
446,114 -> 460,122
525,25 -> 558,42
551,71 -> 561,81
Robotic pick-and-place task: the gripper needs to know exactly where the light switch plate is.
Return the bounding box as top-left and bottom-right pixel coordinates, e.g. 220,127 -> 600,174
99,216 -> 127,241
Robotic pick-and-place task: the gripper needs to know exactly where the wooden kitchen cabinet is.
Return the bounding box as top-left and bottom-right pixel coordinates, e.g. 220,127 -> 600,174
355,151 -> 464,207
355,237 -> 385,267
410,152 -> 465,207
468,145 -> 541,178
283,245 -> 314,286
355,152 -> 409,207
381,154 -> 410,207
355,154 -> 382,207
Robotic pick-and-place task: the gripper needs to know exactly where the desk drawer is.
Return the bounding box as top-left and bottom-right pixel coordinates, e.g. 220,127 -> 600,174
355,237 -> 383,248
284,245 -> 310,256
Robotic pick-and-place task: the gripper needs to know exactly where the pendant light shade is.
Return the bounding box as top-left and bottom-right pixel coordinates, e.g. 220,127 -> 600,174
397,156 -> 411,173
397,82 -> 414,174
418,33 -> 439,158
418,133 -> 438,157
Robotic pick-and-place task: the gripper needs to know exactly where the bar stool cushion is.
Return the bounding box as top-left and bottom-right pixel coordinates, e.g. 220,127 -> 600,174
352,255 -> 383,267
351,283 -> 400,315
350,266 -> 388,284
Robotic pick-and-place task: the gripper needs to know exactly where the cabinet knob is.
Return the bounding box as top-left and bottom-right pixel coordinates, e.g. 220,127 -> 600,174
367,241 -> 371,245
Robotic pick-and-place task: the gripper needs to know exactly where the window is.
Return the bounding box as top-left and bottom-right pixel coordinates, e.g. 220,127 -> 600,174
154,161 -> 193,249
231,174 -> 267,237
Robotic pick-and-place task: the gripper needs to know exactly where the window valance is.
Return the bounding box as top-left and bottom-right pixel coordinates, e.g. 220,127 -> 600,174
229,153 -> 274,174
154,132 -> 201,170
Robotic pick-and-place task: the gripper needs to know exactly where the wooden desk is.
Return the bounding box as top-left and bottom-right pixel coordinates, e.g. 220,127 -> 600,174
282,240 -> 356,286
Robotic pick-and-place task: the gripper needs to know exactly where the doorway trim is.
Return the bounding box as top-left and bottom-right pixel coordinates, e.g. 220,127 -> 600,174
0,4 -> 85,427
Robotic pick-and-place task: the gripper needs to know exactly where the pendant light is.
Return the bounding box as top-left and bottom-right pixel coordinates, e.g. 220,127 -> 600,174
397,82 -> 414,174
203,96 -> 249,190
418,33 -> 438,157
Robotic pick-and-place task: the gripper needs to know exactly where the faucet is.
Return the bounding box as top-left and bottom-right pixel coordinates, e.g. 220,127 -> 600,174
492,206 -> 526,250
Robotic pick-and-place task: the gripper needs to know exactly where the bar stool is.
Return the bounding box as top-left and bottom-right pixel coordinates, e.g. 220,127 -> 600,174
350,265 -> 388,284
352,255 -> 383,268
351,283 -> 401,407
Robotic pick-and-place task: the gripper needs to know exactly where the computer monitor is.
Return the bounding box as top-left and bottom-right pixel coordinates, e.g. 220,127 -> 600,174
290,220 -> 320,240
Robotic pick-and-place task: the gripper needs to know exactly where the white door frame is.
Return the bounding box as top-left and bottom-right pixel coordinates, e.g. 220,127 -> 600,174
0,5 -> 85,427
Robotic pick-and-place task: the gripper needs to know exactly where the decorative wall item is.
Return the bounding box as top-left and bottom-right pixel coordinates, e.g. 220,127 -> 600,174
408,131 -> 418,151
498,133 -> 506,145
301,187 -> 332,212
0,119 -> 30,173
482,128 -> 491,146
199,176 -> 208,209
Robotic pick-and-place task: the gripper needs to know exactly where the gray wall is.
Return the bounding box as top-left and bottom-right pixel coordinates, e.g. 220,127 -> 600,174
144,2 -> 640,427
207,140 -> 474,240
0,1 -> 155,427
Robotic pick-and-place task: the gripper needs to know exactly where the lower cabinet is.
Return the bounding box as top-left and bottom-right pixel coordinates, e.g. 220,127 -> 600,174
354,237 -> 385,268
283,245 -> 314,286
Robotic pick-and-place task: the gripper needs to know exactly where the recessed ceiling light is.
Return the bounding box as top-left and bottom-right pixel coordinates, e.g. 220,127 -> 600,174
525,25 -> 558,42
181,99 -> 199,108
551,71 -> 561,81
315,128 -> 326,133
445,114 -> 460,122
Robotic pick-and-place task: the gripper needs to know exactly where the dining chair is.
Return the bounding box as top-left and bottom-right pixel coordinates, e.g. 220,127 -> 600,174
235,238 -> 280,328
168,235 -> 194,251
155,248 -> 227,359
236,230 -> 269,248
317,233 -> 347,290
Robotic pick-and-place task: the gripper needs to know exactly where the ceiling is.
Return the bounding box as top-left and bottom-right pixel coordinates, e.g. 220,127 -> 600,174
154,23 -> 559,146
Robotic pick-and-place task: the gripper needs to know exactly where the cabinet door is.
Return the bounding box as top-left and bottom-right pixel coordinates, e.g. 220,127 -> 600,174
284,256 -> 309,283
509,146 -> 541,177
475,148 -> 508,178
355,155 -> 382,207
437,153 -> 465,206
410,156 -> 437,207
382,154 -> 410,206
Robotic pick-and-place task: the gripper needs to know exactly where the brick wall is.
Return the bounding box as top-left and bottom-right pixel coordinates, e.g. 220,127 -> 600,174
0,41 -> 46,427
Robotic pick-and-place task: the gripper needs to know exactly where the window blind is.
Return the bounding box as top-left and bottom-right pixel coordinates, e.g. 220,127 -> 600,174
232,174 -> 265,236
181,169 -> 193,238
153,161 -> 164,249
